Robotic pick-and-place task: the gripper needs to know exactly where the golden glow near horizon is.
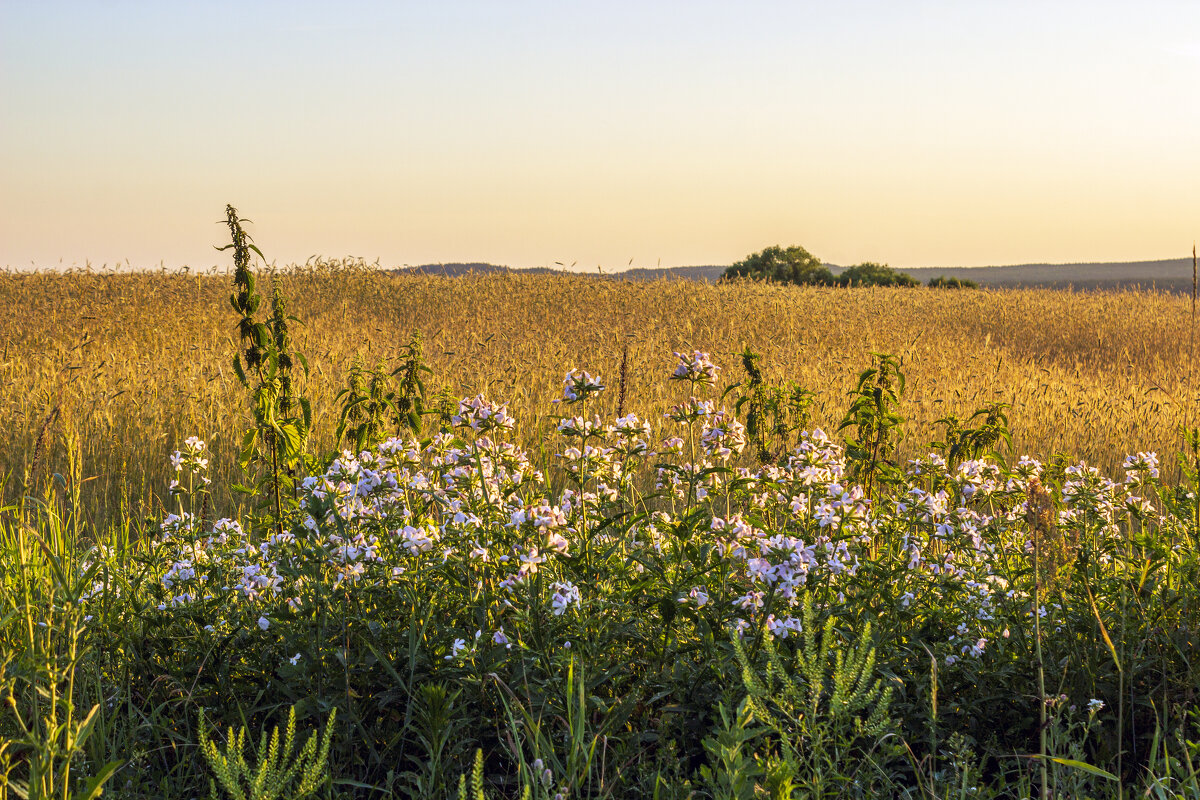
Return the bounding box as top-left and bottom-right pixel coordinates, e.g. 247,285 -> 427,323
2,1 -> 1198,271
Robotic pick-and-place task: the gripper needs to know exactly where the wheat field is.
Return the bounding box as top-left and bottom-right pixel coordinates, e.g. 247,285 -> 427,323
0,262 -> 1191,521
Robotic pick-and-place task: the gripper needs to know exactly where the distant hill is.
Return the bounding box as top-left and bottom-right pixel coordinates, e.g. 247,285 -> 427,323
891,258 -> 1196,292
396,262 -> 554,277
396,258 -> 1197,291
396,262 -> 728,281
610,265 -> 727,282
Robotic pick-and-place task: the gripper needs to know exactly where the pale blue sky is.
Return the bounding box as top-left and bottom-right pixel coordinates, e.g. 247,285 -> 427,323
3,1 -> 1198,270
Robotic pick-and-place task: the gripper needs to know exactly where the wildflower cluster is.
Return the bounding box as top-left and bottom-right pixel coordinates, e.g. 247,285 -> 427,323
670,350 -> 720,386
130,345 -> 1181,678
556,368 -> 605,404
452,394 -> 516,433
132,398 -> 1171,696
169,435 -> 211,501
67,349 -> 1198,798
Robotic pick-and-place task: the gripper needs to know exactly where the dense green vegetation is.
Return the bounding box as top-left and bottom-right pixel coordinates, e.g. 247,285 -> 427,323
722,245 -> 835,286
721,246 -> 923,288
2,217 -> 1199,799
837,262 -> 919,288
929,275 -> 980,289
4,344 -> 1199,798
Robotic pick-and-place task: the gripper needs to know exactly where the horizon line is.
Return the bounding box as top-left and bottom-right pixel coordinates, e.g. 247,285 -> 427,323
4,253 -> 1198,275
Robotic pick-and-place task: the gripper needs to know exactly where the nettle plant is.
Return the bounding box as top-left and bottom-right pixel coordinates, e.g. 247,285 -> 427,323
725,347 -> 814,466
220,205 -> 311,534
335,332 -> 431,455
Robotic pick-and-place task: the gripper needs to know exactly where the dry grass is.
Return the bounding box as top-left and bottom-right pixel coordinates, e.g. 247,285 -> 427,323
0,262 -> 1191,522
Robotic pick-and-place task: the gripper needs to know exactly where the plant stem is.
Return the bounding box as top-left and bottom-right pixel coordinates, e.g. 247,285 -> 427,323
1033,542 -> 1048,800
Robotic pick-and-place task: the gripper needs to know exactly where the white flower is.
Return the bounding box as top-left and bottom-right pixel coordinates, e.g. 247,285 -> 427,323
445,637 -> 468,660
670,350 -> 720,385
733,591 -> 764,610
766,615 -> 802,639
557,369 -> 605,403
452,394 -> 515,433
289,653 -> 302,665
518,547 -> 546,577
550,581 -> 581,615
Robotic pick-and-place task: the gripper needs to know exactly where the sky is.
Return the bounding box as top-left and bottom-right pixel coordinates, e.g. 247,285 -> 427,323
2,1 -> 1199,272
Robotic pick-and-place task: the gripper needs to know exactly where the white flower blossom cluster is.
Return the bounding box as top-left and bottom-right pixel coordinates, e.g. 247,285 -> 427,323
452,394 -> 516,433
556,368 -> 605,404
124,356 -> 1175,675
168,436 -> 211,495
670,350 -> 720,385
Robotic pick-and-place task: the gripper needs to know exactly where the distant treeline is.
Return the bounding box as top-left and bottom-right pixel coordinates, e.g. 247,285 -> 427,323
720,245 -> 959,288
395,256 -> 1198,292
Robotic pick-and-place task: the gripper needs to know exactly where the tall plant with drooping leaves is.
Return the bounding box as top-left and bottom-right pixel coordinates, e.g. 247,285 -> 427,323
335,331 -> 431,454
269,280 -> 311,476
839,352 -> 906,500
219,204 -> 310,534
727,347 -> 813,464
933,402 -> 1013,469
393,331 -> 432,435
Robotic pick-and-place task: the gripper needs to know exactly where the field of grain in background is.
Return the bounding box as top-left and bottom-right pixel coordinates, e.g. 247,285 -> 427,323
0,262 -> 1190,524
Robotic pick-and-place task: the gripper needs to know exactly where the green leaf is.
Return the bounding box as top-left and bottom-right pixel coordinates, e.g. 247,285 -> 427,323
300,397 -> 313,430
658,595 -> 677,625
239,428 -> 259,471
232,353 -> 248,387
78,760 -> 123,800
277,422 -> 304,460
72,703 -> 102,749
1025,754 -> 1118,782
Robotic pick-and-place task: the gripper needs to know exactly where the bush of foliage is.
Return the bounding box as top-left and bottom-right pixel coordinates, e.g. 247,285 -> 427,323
722,247 -> 921,289
929,275 -> 980,289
